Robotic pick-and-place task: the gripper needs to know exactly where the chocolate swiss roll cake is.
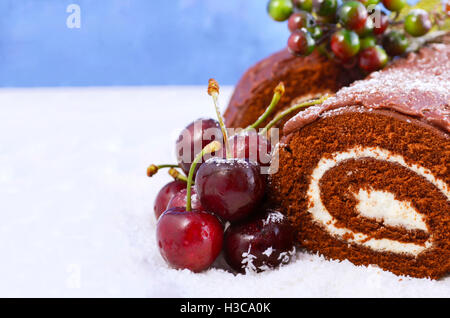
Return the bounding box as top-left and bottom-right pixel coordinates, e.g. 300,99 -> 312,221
224,48 -> 363,130
269,43 -> 450,279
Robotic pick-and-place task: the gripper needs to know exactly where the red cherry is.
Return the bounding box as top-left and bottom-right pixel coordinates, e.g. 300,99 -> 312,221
154,180 -> 186,219
156,207 -> 223,272
167,187 -> 204,211
229,131 -> 272,167
175,118 -> 223,176
195,158 -> 266,222
224,209 -> 296,273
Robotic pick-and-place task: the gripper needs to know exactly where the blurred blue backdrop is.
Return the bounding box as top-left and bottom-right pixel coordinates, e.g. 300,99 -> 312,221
0,0 -> 290,87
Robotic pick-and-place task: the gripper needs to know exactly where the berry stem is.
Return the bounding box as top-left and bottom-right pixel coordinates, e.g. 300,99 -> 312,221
208,79 -> 232,159
245,82 -> 285,131
147,164 -> 180,177
259,95 -> 330,135
186,141 -> 222,211
168,168 -> 190,183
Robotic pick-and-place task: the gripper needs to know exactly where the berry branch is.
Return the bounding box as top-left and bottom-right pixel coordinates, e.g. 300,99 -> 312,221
267,0 -> 449,73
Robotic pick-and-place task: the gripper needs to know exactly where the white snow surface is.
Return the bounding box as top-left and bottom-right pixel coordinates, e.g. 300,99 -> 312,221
0,86 -> 448,298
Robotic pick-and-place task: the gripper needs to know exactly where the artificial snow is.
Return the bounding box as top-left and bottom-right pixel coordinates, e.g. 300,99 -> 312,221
0,87 -> 448,297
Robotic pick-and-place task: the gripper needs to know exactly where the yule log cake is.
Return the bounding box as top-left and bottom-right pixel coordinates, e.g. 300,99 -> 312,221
224,48 -> 362,130
269,43 -> 450,279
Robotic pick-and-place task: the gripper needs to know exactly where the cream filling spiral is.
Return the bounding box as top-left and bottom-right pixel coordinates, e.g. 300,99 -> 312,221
306,146 -> 450,256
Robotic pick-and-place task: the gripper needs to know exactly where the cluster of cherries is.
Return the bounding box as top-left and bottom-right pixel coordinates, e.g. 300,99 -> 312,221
267,0 -> 448,72
150,80 -> 326,273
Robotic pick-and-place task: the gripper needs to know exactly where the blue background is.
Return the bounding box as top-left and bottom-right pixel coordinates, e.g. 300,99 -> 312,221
0,0 -> 289,87
0,0 -> 422,87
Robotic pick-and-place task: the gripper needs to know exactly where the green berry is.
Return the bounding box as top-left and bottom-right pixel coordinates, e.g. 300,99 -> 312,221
404,9 -> 432,37
382,0 -> 406,12
357,0 -> 380,7
338,1 -> 368,31
382,30 -> 409,56
267,0 -> 293,22
293,0 -> 313,12
308,25 -> 324,39
313,0 -> 338,17
360,35 -> 377,49
331,29 -> 361,59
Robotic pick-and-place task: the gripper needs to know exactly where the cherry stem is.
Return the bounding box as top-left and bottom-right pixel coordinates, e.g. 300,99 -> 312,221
208,78 -> 232,159
245,82 -> 285,131
186,141 -> 222,211
259,95 -> 330,135
168,168 -> 189,183
147,164 -> 180,177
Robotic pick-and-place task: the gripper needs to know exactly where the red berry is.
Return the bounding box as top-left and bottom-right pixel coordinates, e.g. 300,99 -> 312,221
224,209 -> 296,273
338,1 -> 368,31
288,11 -> 315,32
154,180 -> 186,219
156,207 -> 223,272
229,131 -> 272,167
167,187 -> 204,211
288,29 -> 316,56
331,29 -> 361,59
195,158 -> 266,222
175,118 -> 223,176
358,45 -> 388,72
373,11 -> 389,35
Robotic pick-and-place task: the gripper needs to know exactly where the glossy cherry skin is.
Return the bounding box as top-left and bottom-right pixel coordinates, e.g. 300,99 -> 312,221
224,209 -> 296,273
228,131 -> 272,167
156,207 -> 223,272
195,158 -> 266,222
167,187 -> 204,211
154,180 -> 186,219
175,118 -> 223,176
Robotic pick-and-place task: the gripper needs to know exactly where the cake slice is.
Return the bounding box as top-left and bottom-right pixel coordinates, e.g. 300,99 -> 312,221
269,43 -> 450,279
224,49 -> 362,130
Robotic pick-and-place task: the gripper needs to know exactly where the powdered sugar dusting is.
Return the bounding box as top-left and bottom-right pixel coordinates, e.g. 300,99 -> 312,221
241,245 -> 258,274
262,247 -> 275,257
262,211 -> 285,226
284,44 -> 450,135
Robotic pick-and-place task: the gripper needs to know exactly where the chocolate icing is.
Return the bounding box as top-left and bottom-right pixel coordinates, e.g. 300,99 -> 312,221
284,43 -> 450,135
224,48 -> 362,129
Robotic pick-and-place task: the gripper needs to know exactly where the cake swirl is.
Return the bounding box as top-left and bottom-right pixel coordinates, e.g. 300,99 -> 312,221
270,42 -> 450,279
